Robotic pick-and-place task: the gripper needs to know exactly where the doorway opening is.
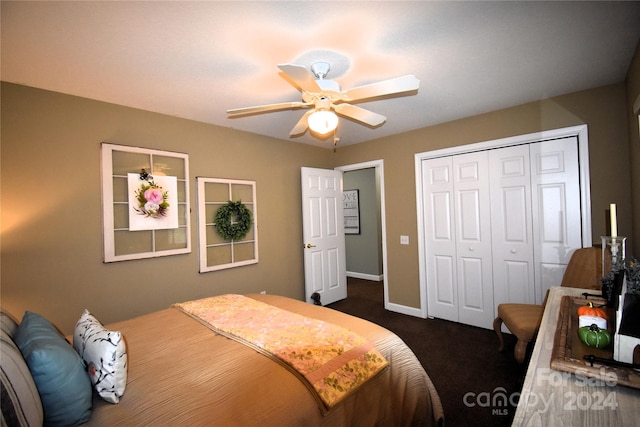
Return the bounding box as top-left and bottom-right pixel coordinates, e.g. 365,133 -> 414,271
336,160 -> 388,309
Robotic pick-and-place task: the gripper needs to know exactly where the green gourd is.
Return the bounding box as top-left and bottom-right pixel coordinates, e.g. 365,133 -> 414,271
577,324 -> 611,349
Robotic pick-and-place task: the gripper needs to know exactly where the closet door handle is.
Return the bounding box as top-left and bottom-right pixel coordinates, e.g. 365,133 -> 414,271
511,249 -> 517,254
469,247 -> 475,252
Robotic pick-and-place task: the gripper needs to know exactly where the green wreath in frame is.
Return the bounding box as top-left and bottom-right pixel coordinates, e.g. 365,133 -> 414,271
214,200 -> 253,241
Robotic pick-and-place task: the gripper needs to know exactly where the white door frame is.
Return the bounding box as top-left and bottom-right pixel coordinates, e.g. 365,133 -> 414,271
335,160 -> 391,311
415,125 -> 592,318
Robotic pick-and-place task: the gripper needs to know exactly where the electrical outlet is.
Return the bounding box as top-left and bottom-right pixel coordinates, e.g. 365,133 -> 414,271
400,235 -> 409,245
260,290 -> 266,295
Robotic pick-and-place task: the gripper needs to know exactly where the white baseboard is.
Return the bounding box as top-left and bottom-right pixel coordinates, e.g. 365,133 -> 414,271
346,271 -> 384,282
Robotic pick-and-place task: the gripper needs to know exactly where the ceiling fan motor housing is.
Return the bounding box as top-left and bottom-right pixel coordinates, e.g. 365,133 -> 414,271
310,61 -> 331,79
310,62 -> 341,93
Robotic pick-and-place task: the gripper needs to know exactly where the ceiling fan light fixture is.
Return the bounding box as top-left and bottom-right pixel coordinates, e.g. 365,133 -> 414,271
307,110 -> 338,135
228,62 -> 420,140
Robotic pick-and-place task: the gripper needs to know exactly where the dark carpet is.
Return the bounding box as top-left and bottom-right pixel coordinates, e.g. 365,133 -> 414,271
327,278 -> 527,427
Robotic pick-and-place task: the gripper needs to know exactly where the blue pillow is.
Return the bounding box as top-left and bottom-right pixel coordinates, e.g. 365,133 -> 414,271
14,311 -> 92,426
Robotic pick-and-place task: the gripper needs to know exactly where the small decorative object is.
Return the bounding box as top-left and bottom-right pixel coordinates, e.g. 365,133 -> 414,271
601,235 -> 626,277
614,258 -> 640,364
610,203 -> 618,237
601,235 -> 627,309
577,301 -> 607,319
127,172 -> 179,232
624,257 -> 640,295
601,274 -> 625,309
134,170 -> 170,218
578,315 -> 607,329
578,323 -> 611,349
311,292 -> 322,306
214,200 -> 253,241
577,301 -> 607,329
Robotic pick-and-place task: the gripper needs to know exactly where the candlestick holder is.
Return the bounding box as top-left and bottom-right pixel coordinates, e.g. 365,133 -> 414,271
600,236 -> 626,309
601,236 -> 627,277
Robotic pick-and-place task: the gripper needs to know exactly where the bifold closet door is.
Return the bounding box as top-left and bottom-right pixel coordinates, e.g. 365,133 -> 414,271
422,136 -> 583,327
490,138 -> 582,306
422,152 -> 494,328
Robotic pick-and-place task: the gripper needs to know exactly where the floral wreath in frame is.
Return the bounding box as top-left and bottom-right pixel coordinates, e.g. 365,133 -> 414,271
134,169 -> 169,218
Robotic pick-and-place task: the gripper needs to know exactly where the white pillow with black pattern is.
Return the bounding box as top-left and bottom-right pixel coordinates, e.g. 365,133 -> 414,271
73,309 -> 127,403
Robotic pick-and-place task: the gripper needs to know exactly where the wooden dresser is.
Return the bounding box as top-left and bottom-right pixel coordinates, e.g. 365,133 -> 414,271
512,287 -> 640,426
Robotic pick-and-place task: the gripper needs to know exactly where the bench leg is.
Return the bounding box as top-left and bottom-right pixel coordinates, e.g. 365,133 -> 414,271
514,339 -> 529,364
493,316 -> 505,352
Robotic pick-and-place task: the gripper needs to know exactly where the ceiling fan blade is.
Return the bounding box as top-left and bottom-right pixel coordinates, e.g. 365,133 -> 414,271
227,101 -> 310,115
334,104 -> 386,127
278,63 -> 322,94
289,110 -> 314,137
343,75 -> 420,102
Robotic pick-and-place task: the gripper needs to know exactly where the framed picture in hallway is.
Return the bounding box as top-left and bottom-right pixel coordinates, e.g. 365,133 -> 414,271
343,189 -> 360,235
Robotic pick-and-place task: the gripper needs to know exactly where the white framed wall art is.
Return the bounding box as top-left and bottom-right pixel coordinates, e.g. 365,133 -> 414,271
196,177 -> 258,272
101,143 -> 191,262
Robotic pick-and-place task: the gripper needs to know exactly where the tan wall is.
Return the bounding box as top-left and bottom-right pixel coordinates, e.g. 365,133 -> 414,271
626,41 -> 640,257
2,79 -> 634,333
334,83 -> 633,308
1,83 -> 334,334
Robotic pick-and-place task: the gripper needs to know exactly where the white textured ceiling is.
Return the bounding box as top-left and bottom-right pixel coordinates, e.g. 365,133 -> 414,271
2,1 -> 640,148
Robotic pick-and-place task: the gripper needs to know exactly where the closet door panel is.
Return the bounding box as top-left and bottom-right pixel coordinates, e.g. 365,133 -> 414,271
434,255 -> 456,306
433,192 -> 453,240
538,184 -> 567,243
458,190 -> 482,240
454,152 -> 494,329
431,192 -> 456,309
489,145 -> 535,307
503,187 -> 529,241
531,137 -> 582,303
502,261 -> 532,303
459,256 -> 485,310
422,157 -> 459,322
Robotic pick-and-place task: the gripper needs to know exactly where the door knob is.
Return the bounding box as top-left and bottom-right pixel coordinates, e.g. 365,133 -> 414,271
469,247 -> 474,251
305,243 -> 316,249
511,249 -> 517,254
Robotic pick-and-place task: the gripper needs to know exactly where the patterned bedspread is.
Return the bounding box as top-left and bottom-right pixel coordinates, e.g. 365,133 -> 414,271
174,294 -> 388,412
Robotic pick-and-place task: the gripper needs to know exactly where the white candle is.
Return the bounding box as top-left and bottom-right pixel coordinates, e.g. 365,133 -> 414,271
610,203 -> 617,237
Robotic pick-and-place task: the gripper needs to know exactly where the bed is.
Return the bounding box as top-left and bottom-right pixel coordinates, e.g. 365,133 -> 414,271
1,293 -> 444,427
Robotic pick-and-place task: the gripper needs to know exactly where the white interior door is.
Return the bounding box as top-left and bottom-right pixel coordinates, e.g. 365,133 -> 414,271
300,167 -> 347,306
453,152 -> 494,329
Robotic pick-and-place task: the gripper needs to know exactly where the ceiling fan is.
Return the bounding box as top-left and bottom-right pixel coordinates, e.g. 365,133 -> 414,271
227,62 -> 420,138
